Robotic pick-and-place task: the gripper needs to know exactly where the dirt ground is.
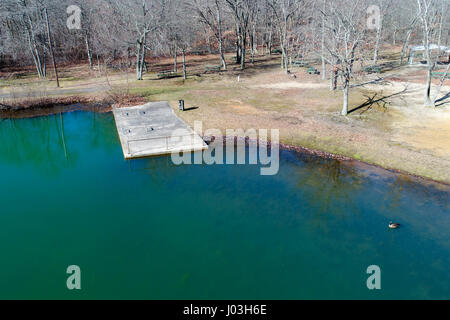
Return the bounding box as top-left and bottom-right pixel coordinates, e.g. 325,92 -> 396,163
1,52 -> 449,184
168,65 -> 450,185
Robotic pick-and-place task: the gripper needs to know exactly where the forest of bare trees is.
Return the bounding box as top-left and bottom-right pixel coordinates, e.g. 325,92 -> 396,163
0,0 -> 449,113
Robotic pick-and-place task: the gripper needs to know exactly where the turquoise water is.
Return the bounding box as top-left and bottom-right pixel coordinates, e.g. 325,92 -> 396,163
0,111 -> 449,300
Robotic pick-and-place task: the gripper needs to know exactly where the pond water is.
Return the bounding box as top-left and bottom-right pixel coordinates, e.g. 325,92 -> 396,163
0,111 -> 449,300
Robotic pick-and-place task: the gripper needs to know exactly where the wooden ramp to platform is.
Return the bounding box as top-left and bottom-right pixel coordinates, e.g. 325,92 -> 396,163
113,102 -> 208,159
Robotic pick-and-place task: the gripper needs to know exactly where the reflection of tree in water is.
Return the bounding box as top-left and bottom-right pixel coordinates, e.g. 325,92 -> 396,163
0,117 -> 63,174
0,111 -> 119,175
293,153 -> 365,232
385,174 -> 449,211
292,152 -> 450,241
89,110 -> 119,150
384,175 -> 414,213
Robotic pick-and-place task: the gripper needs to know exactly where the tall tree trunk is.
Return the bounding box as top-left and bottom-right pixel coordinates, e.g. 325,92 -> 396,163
136,41 -> 143,80
330,68 -> 338,91
373,23 -> 382,65
216,0 -> 227,70
182,49 -> 187,80
282,47 -> 288,73
127,48 -> 132,67
219,36 -> 227,70
268,28 -> 273,56
250,33 -> 255,64
235,24 -> 242,64
97,54 -> 101,73
136,29 -> 147,80
45,8 -> 59,88
43,49 -> 47,77
422,17 -> 434,107
251,23 -> 256,64
173,45 -> 178,72
342,80 -> 349,116
241,32 -> 246,70
27,33 -> 43,78
400,30 -> 413,65
140,43 -> 146,79
437,2 -> 445,49
424,65 -> 434,106
321,0 -> 326,80
446,25 -> 449,46
25,16 -> 45,78
85,32 -> 93,70
282,25 -> 289,73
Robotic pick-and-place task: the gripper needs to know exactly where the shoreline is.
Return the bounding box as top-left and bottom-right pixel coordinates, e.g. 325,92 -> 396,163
0,102 -> 112,119
208,135 -> 450,189
280,142 -> 450,189
1,103 -> 449,189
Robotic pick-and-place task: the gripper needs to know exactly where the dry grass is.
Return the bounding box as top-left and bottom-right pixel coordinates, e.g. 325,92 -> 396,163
0,91 -> 150,115
0,95 -> 106,111
107,91 -> 147,108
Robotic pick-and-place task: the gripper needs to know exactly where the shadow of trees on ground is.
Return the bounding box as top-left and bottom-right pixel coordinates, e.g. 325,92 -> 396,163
349,87 -> 409,114
436,91 -> 450,107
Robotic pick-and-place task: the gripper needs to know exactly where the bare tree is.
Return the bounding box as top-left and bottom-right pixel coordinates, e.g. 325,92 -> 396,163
7,0 -> 49,78
372,0 -> 392,65
107,0 -> 167,80
44,7 -> 59,87
322,0 -> 368,115
0,0 -> 447,107
166,1 -> 199,79
268,0 -> 302,74
416,0 -> 440,106
191,0 -> 228,70
225,0 -> 258,70
399,6 -> 419,65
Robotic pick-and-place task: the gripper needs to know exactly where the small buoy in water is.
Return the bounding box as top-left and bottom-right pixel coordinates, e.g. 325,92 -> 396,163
389,222 -> 401,229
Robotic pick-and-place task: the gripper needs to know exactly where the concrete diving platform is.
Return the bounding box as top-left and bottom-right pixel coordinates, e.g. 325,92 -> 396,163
113,101 -> 208,159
